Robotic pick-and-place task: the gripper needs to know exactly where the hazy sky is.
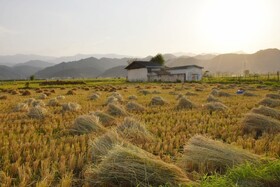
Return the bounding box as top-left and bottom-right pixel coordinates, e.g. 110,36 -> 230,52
0,0 -> 279,57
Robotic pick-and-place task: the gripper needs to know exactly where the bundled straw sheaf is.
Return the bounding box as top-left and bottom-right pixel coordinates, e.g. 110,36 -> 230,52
179,135 -> 260,174
70,115 -> 106,135
14,103 -> 29,112
47,98 -> 60,107
87,145 -> 190,187
242,113 -> 280,136
206,94 -> 220,102
116,117 -> 153,145
251,105 -> 280,121
106,103 -> 127,116
258,98 -> 280,108
266,93 -> 280,100
203,102 -> 228,112
62,102 -> 81,112
176,97 -> 195,110
90,111 -> 116,127
149,96 -> 166,106
28,106 -> 48,119
126,101 -> 145,112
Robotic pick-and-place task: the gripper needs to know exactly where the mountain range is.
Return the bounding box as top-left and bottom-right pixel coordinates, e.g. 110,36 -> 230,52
0,49 -> 279,80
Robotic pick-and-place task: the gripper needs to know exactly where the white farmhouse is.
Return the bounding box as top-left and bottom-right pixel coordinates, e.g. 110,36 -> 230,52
125,61 -> 204,82
166,65 -> 204,81
125,61 -> 162,82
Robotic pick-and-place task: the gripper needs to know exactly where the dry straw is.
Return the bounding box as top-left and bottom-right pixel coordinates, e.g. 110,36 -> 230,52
203,102 -> 228,112
126,101 -> 146,112
89,93 -> 100,100
149,96 -> 166,106
128,95 -> 137,100
47,98 -> 60,107
206,94 -> 220,102
90,111 -> 116,127
106,103 -> 127,116
116,117 -> 153,145
28,106 -> 48,119
62,102 -> 81,112
86,145 -> 190,187
243,92 -> 257,97
38,94 -> 47,99
242,113 -> 280,136
266,93 -> 280,100
70,115 -> 106,135
176,97 -> 195,110
251,105 -> 280,121
14,103 -> 29,112
179,135 -> 260,174
258,98 -> 280,108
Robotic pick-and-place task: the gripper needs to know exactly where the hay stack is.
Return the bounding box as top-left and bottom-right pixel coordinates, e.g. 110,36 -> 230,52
266,93 -> 280,100
89,93 -> 100,100
149,96 -> 165,106
38,94 -> 47,99
47,98 -> 60,107
217,91 -> 231,97
106,103 -> 127,116
66,90 -> 75,95
210,89 -> 219,96
28,106 -> 48,119
203,102 -> 228,112
176,97 -> 195,109
87,145 -> 189,186
71,115 -> 106,135
22,90 -> 31,96
105,96 -> 118,105
90,111 -> 116,127
126,102 -> 145,112
259,98 -> 280,108
243,92 -> 257,97
57,95 -> 65,100
179,135 -> 260,174
185,91 -> 197,96
0,95 -> 7,100
62,102 -> 81,112
139,89 -> 151,95
14,103 -> 29,112
31,100 -> 45,107
116,117 -> 153,145
111,92 -> 123,102
176,94 -> 184,100
128,95 -> 137,100
206,94 -> 220,102
242,113 -> 280,136
90,131 -> 125,163
24,98 -> 36,106
251,105 -> 280,121
11,90 -> 19,95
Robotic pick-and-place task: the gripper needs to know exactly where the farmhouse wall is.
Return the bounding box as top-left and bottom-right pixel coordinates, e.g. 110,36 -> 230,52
148,73 -> 185,82
127,68 -> 148,82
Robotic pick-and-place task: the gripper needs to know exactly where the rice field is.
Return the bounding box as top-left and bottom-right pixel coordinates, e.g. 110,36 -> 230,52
0,81 -> 279,186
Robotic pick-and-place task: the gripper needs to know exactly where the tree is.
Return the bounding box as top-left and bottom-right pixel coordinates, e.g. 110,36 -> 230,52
150,54 -> 164,65
30,75 -> 35,81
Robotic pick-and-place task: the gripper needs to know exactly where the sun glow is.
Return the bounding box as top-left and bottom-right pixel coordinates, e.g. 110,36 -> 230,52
196,0 -> 272,52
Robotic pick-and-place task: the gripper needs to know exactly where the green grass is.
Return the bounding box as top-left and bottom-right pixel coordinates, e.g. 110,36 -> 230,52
201,159 -> 280,187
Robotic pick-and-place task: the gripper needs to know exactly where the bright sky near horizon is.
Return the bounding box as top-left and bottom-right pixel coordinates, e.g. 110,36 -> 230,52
0,0 -> 279,57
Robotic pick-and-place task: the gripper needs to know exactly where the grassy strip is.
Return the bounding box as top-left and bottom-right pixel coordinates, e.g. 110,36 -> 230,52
201,159 -> 280,187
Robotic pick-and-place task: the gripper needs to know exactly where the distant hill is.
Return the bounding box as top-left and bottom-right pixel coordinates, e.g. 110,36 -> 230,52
35,57 -> 128,79
99,66 -> 127,78
14,60 -> 55,68
0,54 -> 55,65
167,48 -> 280,74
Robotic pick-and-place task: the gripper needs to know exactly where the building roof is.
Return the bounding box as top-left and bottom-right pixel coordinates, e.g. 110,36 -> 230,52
166,65 -> 203,70
125,61 -> 163,70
